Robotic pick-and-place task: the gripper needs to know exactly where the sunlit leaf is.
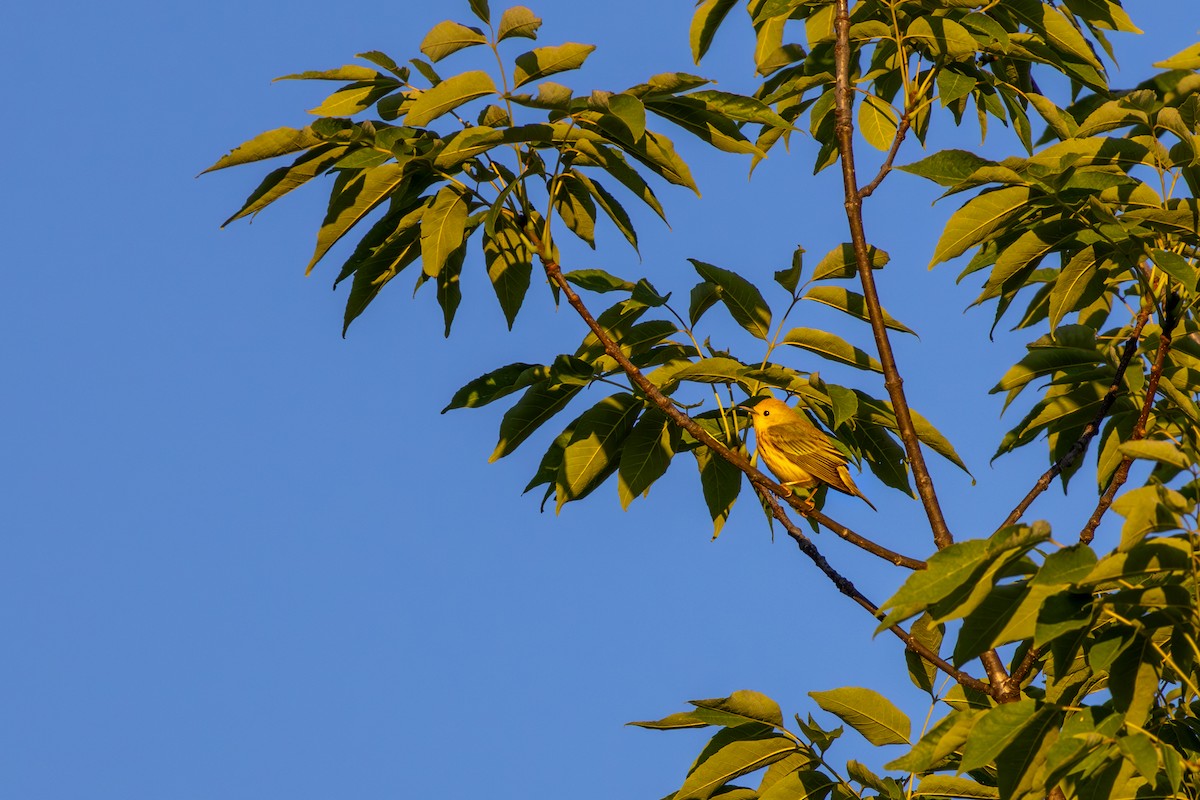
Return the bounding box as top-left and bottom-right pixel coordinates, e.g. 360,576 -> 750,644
513,43 -> 596,88
405,70 -> 497,126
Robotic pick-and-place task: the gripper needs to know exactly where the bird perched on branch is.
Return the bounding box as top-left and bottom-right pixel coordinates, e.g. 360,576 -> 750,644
740,397 -> 877,511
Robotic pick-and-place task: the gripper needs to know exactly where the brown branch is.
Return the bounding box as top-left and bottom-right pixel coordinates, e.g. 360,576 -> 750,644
858,113 -> 911,200
810,509 -> 925,570
997,304 -> 1153,532
1010,643 -> 1048,686
1080,303 -> 1180,544
833,0 -> 954,551
754,486 -> 989,695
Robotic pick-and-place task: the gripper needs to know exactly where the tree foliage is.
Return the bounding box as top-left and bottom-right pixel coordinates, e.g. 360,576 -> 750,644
208,1 -> 1200,797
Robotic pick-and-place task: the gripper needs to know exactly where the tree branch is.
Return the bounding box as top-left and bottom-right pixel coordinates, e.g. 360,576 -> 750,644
858,113 -> 910,200
833,0 -> 954,550
538,256 -> 926,571
754,486 -> 989,695
1079,301 -> 1180,543
997,304 -> 1153,532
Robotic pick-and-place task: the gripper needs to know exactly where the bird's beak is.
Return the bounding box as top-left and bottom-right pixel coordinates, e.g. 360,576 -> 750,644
737,404 -> 753,413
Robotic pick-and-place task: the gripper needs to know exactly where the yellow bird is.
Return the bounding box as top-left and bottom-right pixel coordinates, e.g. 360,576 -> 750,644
740,398 -> 877,511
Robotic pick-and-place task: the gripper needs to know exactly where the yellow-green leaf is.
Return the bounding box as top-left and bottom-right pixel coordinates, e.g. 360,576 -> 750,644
498,6 -> 542,41
405,70 -> 497,126
421,186 -> 470,277
513,43 -> 596,88
419,20 -> 487,62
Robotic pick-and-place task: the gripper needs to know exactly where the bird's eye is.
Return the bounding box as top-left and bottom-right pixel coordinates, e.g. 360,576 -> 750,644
763,410 -> 770,417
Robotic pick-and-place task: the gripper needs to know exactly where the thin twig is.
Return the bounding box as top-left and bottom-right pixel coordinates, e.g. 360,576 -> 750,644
1080,303 -> 1180,543
538,256 -> 927,572
755,487 -> 988,694
832,0 -> 955,551
858,114 -> 911,200
997,304 -> 1153,532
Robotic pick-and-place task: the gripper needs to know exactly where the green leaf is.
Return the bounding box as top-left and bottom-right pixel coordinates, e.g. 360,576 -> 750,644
605,93 -> 648,142
467,0 -> 490,23
566,269 -> 635,293
905,614 -> 944,695
405,70 -> 497,126
276,65 -> 383,82
497,6 -> 542,41
1118,440 -> 1189,469
691,691 -> 786,729
931,186 -> 1032,267
808,687 -> 910,746
687,90 -> 789,129
419,20 -> 487,62
573,172 -> 640,251
627,710 -> 713,730
959,700 -> 1040,772
781,328 -> 882,372
801,286 -> 915,335
483,222 -> 533,329
552,173 -> 598,247
1151,249 -> 1197,292
898,149 -> 992,187
421,186 -> 470,278
758,770 -> 833,800
812,243 -> 889,280
858,95 -> 899,152
557,393 -> 640,512
435,239 -> 466,336
881,539 -> 991,624
220,144 -> 350,226
907,16 -> 979,60
339,208 -> 424,333
1154,42 -> 1200,70
490,382 -> 583,461
913,776 -> 999,799
644,97 -> 761,155
1048,247 -> 1104,331
992,347 -> 1102,393
688,260 -> 773,340
307,81 -> 399,116
677,726 -> 797,800
690,282 -> 721,327
937,68 -> 977,107
617,409 -> 676,510
774,246 -> 805,295
572,140 -> 668,222
690,0 -> 739,63
513,43 -> 596,88
203,126 -> 324,174
443,362 -> 541,412
695,446 -> 741,538
306,163 -> 411,275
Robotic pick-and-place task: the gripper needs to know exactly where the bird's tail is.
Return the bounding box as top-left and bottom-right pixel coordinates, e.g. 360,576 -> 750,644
838,466 -> 878,511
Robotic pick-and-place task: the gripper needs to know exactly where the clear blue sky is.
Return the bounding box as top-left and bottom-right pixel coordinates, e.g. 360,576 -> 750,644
3,3 -> 1195,798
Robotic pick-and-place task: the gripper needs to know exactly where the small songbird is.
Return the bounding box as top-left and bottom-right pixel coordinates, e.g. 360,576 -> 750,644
740,397 -> 877,511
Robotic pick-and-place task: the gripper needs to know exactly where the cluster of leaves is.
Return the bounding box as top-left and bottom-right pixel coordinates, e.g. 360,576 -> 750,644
692,0 -> 1140,171
910,57 -> 1200,492
644,516 -> 1200,800
204,1 -> 793,337
444,251 -> 968,533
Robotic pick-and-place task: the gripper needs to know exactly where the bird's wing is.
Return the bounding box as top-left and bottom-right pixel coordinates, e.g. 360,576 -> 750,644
762,423 -> 848,488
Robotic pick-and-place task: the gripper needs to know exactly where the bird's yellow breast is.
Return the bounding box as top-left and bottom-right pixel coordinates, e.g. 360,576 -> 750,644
757,428 -> 818,488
